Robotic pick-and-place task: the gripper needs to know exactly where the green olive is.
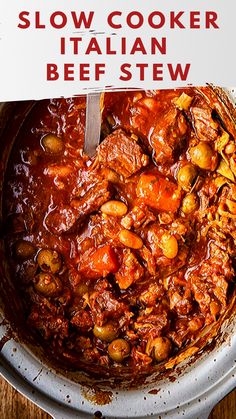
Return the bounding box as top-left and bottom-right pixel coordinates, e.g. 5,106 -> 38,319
34,272 -> 62,297
37,249 -> 61,273
15,240 -> 35,259
151,337 -> 172,362
177,164 -> 198,191
189,142 -> 217,171
108,338 -> 130,363
93,323 -> 118,342
182,193 -> 199,214
41,134 -> 64,154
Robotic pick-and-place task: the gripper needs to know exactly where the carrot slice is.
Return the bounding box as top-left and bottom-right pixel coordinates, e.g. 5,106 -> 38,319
136,173 -> 181,213
80,245 -> 119,279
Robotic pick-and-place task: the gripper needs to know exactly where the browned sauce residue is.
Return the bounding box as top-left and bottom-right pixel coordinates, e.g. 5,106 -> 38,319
148,388 -> 160,395
81,386 -> 113,405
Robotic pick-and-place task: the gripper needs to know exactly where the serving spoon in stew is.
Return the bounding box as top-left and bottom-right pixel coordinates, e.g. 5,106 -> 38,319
84,92 -> 102,157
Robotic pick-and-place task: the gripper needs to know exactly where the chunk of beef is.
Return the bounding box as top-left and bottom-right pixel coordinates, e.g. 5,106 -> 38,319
211,274 -> 228,306
45,205 -> 78,235
121,203 -> 156,230
190,240 -> 233,314
115,249 -> 144,289
190,277 -> 211,314
97,129 -> 149,178
90,289 -> 129,326
138,282 -> 165,306
168,318 -> 189,348
134,309 -> 169,339
46,180 -> 112,234
138,246 -> 156,276
169,290 -> 193,315
191,107 -> 219,142
89,280 -> 131,326
28,303 -> 69,340
150,107 -> 187,164
131,347 -> 153,366
70,179 -> 112,213
199,241 -> 234,280
70,310 -> 94,331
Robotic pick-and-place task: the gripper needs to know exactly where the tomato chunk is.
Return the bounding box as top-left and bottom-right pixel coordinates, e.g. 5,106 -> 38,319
136,173 -> 181,213
80,245 -> 119,279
